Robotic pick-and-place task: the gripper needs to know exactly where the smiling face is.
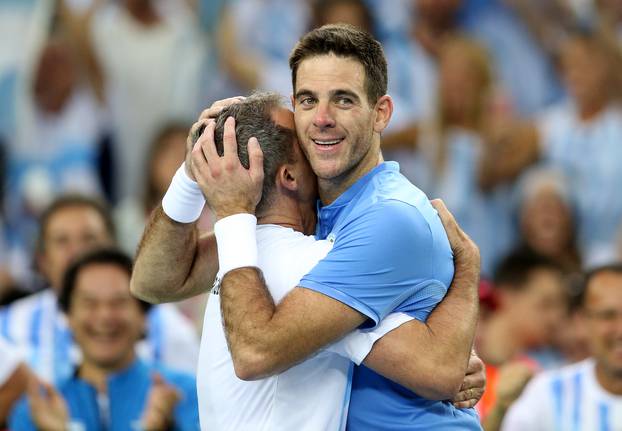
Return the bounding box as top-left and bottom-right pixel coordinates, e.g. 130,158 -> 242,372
583,271 -> 622,378
293,54 -> 390,201
503,268 -> 567,347
39,205 -> 113,293
68,263 -> 144,371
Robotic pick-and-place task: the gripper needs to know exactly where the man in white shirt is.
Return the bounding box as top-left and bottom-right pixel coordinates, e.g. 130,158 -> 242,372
0,195 -> 199,380
502,263 -> 622,430
132,92 -> 485,430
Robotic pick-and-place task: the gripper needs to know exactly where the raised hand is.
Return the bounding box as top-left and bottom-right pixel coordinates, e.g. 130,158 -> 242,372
28,376 -> 69,431
140,373 -> 181,431
190,116 -> 264,220
185,96 -> 246,181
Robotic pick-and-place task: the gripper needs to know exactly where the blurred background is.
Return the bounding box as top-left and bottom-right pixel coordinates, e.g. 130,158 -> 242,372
1,0 -> 622,429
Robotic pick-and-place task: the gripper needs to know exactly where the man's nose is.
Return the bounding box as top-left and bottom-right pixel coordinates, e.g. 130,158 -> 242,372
313,102 -> 336,129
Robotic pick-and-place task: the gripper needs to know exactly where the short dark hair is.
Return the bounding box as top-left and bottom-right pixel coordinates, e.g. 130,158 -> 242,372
577,263 -> 622,307
59,248 -> 151,314
196,92 -> 296,214
289,23 -> 388,104
493,250 -> 563,291
37,194 -> 116,253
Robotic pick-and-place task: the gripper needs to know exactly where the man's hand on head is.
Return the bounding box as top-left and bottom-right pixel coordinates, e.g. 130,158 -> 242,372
186,96 -> 246,181
190,117 -> 264,220
199,96 -> 246,121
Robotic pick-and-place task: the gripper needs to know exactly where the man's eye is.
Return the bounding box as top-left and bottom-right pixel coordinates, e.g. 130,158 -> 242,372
336,97 -> 353,106
300,97 -> 315,106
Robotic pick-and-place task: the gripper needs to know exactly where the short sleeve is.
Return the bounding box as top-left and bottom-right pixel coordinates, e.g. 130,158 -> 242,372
326,312 -> 413,365
298,201 -> 450,326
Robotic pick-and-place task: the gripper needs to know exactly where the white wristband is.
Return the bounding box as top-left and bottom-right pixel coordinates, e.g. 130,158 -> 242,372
214,213 -> 258,276
162,164 -> 205,223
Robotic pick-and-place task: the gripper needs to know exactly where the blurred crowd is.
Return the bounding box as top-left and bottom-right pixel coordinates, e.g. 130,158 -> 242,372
1,0 -> 622,429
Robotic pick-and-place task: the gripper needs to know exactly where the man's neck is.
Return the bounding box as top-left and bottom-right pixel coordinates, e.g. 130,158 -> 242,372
318,151 -> 384,206
257,196 -> 317,236
595,362 -> 622,395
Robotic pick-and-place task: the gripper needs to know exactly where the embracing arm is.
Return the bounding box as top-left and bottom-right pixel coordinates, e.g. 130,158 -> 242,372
131,100 -> 247,303
362,199 -> 480,399
131,118 -> 218,303
220,200 -> 479,401
192,116 -> 480,397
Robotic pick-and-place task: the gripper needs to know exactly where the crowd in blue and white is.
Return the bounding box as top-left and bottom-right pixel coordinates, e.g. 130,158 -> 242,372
1,0 -> 622,429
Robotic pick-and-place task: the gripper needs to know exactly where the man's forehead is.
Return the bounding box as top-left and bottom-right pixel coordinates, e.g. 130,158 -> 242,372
296,54 -> 366,92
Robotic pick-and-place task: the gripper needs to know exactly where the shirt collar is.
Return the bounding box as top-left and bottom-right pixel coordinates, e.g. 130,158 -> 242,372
318,161 -> 399,211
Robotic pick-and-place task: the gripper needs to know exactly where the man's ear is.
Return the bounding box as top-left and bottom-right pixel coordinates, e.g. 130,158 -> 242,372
277,164 -> 298,192
373,95 -> 393,133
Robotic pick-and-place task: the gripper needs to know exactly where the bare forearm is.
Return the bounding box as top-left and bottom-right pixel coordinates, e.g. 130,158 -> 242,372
58,0 -> 106,104
220,268 -> 364,380
131,206 -> 217,303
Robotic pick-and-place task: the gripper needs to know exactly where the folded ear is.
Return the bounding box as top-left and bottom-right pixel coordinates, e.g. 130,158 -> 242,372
276,164 -> 299,193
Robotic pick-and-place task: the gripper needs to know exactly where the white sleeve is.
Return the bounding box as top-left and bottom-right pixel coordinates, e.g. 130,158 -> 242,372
325,312 -> 413,365
501,373 -> 551,431
0,337 -> 23,386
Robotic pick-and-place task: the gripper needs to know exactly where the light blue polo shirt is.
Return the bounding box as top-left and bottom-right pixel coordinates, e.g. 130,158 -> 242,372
298,162 -> 481,430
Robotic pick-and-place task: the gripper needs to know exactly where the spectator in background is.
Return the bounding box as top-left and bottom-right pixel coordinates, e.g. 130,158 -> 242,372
10,248 -> 199,431
383,35 -> 515,275
3,0 -> 109,289
384,0 -> 463,141
87,0 -> 205,202
115,123 -> 211,330
0,195 -> 199,382
216,0 -> 308,96
476,251 -> 567,428
0,338 -> 30,427
480,29 -> 622,267
465,0 -> 566,115
515,167 -> 581,273
502,264 -> 622,430
116,123 -> 196,255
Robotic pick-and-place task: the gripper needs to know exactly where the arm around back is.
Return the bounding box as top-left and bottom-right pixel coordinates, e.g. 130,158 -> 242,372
131,205 -> 219,304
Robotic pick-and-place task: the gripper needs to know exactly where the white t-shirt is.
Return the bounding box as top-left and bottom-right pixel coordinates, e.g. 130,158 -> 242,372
502,358 -> 622,431
197,225 -> 412,431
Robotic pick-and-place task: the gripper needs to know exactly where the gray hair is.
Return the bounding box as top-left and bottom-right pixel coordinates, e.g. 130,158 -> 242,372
518,166 -> 573,208
201,92 -> 296,213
